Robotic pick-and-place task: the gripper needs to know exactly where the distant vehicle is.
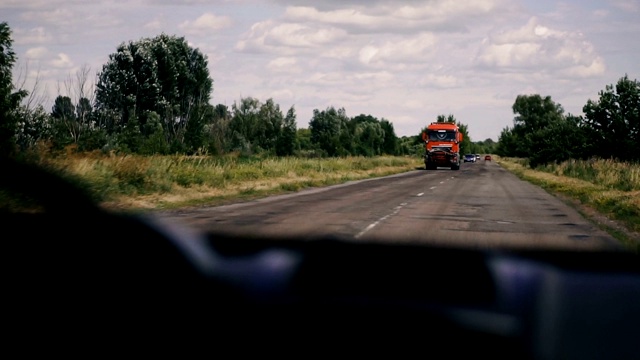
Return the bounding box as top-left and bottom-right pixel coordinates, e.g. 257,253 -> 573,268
475,154 -> 480,161
485,155 -> 492,161
464,154 -> 476,163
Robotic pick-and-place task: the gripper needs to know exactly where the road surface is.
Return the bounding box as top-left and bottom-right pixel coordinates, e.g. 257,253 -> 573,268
157,160 -> 622,251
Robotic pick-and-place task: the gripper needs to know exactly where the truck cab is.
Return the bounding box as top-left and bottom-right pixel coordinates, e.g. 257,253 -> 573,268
421,122 -> 463,170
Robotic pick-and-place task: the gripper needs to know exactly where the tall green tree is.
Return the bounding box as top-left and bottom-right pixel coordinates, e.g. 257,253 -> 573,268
581,75 -> 640,161
276,106 -> 298,156
496,127 -> 518,157
380,119 -> 398,155
257,98 -> 283,151
498,94 -> 596,166
229,97 -> 260,153
511,94 -> 564,158
0,22 -> 28,156
309,107 -> 349,157
51,95 -> 78,147
350,114 -> 382,156
95,33 -> 213,153
207,104 -> 231,155
15,105 -> 51,152
456,121 -> 471,155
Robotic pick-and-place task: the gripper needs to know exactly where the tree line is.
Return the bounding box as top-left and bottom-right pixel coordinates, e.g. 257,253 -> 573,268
1,22 -> 490,159
496,75 -> 640,167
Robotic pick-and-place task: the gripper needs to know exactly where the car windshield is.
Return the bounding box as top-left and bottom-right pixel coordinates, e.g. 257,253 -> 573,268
2,1 -> 637,253
428,131 -> 457,141
2,2 -> 639,357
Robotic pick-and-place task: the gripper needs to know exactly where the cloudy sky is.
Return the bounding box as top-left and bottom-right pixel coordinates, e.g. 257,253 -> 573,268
4,0 -> 639,141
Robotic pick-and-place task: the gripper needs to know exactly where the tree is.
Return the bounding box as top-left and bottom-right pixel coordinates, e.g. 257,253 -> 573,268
496,127 -> 518,157
229,97 -> 260,154
257,98 -> 283,151
380,119 -> 398,155
436,114 -> 456,123
581,75 -> 640,161
0,22 -> 28,156
497,94 -> 598,166
455,120 -> 471,155
207,104 -> 231,155
525,114 -> 589,167
510,94 -> 564,158
51,95 -> 78,147
276,106 -> 298,156
15,104 -> 51,152
95,33 -> 213,153
309,107 -> 349,157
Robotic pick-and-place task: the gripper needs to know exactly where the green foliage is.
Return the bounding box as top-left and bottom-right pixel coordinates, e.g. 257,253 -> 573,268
581,75 -> 640,162
15,105 -> 51,151
436,114 -> 456,123
499,94 -> 579,166
276,106 -> 298,156
309,107 -> 350,157
498,76 -> 640,167
0,22 -> 28,157
229,97 -> 260,153
455,120 -> 471,155
379,119 -> 398,155
474,138 -> 497,154
206,104 -> 231,155
95,33 -> 213,154
306,111 -> 397,158
256,98 -> 283,151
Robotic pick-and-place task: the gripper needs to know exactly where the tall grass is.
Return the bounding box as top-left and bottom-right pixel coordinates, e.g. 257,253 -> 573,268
22,152 -> 421,210
538,158 -> 640,192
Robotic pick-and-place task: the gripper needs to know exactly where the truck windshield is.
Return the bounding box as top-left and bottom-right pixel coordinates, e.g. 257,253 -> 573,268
428,131 -> 457,141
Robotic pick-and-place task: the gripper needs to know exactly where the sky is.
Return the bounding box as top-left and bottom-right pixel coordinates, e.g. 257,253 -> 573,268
3,0 -> 639,141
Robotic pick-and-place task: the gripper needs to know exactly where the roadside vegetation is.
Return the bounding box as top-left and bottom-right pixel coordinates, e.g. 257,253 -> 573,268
492,71 -> 639,252
498,156 -> 640,252
8,151 -> 421,211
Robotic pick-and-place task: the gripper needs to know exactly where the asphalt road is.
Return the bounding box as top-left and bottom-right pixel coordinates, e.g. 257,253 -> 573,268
158,159 -> 622,251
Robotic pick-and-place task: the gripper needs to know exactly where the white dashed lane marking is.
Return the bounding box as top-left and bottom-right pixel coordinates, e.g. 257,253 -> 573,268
355,202 -> 408,239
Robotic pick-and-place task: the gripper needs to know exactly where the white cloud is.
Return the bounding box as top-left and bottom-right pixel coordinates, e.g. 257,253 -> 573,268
25,46 -> 49,60
565,57 -> 607,78
265,23 -> 347,48
358,33 -> 437,67
179,12 -> 233,36
475,17 -> 606,78
283,1 -> 508,33
284,6 -> 381,28
51,53 -> 74,69
236,20 -> 348,53
267,57 -> 301,73
389,0 -> 500,21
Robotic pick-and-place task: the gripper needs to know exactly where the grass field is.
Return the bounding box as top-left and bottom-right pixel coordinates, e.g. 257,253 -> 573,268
21,152 -> 422,211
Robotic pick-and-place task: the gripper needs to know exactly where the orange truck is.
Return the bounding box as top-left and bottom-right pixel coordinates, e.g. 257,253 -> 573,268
421,122 -> 463,170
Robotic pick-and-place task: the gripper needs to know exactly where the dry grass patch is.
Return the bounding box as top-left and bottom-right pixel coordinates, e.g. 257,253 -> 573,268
47,154 -> 421,211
